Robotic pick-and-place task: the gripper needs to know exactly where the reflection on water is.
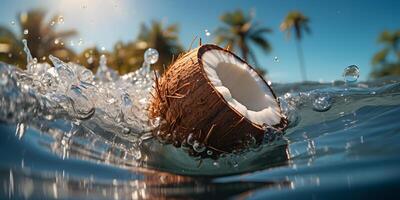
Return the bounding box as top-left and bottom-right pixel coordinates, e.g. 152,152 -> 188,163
1,45 -> 400,198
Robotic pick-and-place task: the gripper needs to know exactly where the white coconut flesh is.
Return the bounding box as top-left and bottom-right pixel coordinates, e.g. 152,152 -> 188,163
202,49 -> 283,126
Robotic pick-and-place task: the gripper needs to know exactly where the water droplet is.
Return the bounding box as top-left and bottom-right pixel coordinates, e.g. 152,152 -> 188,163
312,94 -> 332,112
87,56 -> 93,64
10,20 -> 15,25
54,39 -> 60,45
58,16 -> 64,24
273,56 -> 279,62
205,29 -> 211,36
144,48 -> 159,64
23,29 -> 29,35
100,54 -> 107,66
15,123 -> 26,140
213,161 -> 219,167
101,46 -> 106,51
343,65 -> 359,83
50,21 -> 55,26
78,38 -> 83,46
267,80 -> 272,86
192,141 -> 206,153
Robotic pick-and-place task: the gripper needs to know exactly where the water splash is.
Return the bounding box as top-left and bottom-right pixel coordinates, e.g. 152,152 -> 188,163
22,39 -> 33,64
312,94 -> 332,112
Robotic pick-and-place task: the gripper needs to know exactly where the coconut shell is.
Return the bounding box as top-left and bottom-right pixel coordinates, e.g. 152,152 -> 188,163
149,44 -> 287,157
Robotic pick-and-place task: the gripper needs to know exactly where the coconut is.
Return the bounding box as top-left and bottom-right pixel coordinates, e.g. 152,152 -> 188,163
149,44 -> 288,157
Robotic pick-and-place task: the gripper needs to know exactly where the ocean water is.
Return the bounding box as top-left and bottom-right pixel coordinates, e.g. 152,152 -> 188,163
1,50 -> 400,199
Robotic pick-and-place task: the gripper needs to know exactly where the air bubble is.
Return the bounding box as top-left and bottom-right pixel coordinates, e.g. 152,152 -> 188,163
58,16 -> 64,24
23,29 -> 29,35
144,48 -> 159,64
192,141 -> 206,153
312,94 -> 332,112
343,65 -> 359,83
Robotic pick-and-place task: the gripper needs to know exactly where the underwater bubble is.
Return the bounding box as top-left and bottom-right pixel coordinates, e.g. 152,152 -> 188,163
10,20 -> 15,25
205,29 -> 211,36
144,48 -> 159,64
343,65 -> 359,83
23,29 -> 28,35
193,141 -> 206,153
312,94 -> 332,112
273,56 -> 279,62
206,150 -> 213,156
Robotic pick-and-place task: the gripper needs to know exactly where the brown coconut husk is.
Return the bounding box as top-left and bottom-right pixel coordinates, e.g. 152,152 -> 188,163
149,44 -> 288,158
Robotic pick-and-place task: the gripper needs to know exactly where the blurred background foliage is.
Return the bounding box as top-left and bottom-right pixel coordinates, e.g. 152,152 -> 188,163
0,8 -> 399,79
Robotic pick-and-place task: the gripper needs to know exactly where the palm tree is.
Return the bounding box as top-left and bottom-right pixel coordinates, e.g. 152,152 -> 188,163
371,30 -> 400,78
215,10 -> 272,73
280,11 -> 310,81
132,21 -> 183,73
0,9 -> 77,68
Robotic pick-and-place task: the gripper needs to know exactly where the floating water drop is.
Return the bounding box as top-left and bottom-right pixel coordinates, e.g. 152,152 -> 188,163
205,29 -> 211,36
23,29 -> 28,35
343,65 -> 359,83
273,56 -> 279,62
10,20 -> 15,25
312,94 -> 332,112
144,48 -> 159,64
58,16 -> 64,24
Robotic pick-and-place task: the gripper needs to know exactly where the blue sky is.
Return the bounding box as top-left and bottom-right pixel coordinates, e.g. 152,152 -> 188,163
0,0 -> 399,82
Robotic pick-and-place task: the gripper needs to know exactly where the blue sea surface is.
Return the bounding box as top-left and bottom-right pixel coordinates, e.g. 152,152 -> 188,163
1,60 -> 400,199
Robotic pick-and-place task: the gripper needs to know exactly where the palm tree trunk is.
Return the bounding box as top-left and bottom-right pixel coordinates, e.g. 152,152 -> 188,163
295,39 -> 307,81
239,36 -> 249,61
